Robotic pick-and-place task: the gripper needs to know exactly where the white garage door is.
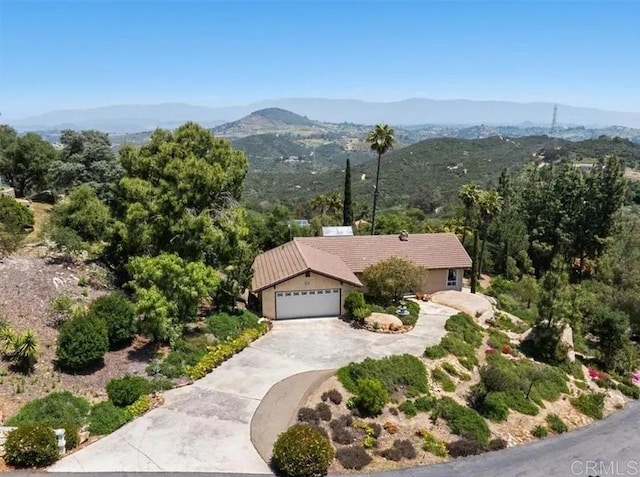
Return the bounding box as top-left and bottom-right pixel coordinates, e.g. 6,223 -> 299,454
275,288 -> 341,319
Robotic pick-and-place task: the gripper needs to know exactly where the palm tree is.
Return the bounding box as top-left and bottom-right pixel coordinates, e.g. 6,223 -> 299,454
458,183 -> 480,247
477,190 -> 503,280
367,124 -> 396,235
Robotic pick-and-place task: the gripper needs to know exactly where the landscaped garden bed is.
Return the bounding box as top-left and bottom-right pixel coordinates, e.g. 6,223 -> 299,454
275,311 -> 637,474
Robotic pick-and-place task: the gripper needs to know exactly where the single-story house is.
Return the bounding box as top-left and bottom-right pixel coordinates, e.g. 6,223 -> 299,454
250,232 -> 472,320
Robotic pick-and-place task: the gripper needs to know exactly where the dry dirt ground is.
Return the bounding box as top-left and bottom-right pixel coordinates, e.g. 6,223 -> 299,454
0,256 -> 153,421
303,326 -> 632,474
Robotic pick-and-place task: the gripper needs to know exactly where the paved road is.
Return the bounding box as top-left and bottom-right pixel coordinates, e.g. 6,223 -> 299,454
50,302 -> 453,473
45,399 -> 640,476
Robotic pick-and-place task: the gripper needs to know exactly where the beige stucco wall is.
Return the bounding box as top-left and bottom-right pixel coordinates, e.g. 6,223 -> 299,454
423,268 -> 464,294
355,267 -> 465,296
259,272 -> 359,319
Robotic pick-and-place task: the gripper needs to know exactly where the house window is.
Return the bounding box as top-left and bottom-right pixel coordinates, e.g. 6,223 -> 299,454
447,269 -> 458,287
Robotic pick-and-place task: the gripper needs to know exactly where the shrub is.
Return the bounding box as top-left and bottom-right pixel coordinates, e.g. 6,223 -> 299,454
419,430 -> 448,457
378,446 -> 402,462
393,439 -> 416,459
337,354 -> 428,397
545,414 -> 568,434
363,435 -> 377,448
6,391 -> 90,428
440,334 -> 479,367
88,401 -> 130,435
315,403 -> 332,421
446,438 -> 485,458
424,344 -> 448,359
125,395 -> 152,419
617,383 -> 640,399
153,336 -> 209,378
478,392 -> 510,422
63,425 -> 79,450
272,424 -> 334,477
487,437 -> 508,451
571,393 -> 605,420
206,309 -> 262,340
330,414 -> 353,429
56,312 -> 109,371
441,362 -> 460,377
355,378 -> 389,416
398,400 -> 417,417
344,291 -> 366,319
444,313 -> 483,347
149,377 -> 175,392
487,329 -> 511,350
336,446 -> 371,470
4,425 -> 59,468
297,407 -> 320,424
331,425 -> 355,445
88,292 -> 136,347
414,395 -> 435,412
383,421 -> 398,434
531,425 -> 548,439
432,367 -> 456,392
369,422 -> 382,438
186,327 -> 267,380
106,375 -> 151,407
400,300 -> 420,327
433,397 -> 490,445
321,389 -> 343,405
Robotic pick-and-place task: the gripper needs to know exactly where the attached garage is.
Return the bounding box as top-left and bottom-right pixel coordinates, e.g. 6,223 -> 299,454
275,288 -> 341,319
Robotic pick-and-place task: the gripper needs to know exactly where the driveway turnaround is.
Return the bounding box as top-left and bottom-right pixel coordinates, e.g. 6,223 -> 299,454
50,301 -> 454,472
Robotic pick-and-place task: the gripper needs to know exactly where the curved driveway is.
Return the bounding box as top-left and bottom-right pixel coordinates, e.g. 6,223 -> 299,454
50,302 -> 454,472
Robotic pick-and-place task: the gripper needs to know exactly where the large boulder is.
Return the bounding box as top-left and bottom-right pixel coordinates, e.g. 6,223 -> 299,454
30,190 -> 56,204
365,313 -> 404,332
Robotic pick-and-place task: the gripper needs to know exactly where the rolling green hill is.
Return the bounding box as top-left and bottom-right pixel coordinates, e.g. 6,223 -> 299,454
244,135 -> 640,212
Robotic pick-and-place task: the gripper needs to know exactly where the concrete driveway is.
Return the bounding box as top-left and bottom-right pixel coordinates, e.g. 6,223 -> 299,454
50,301 -> 454,472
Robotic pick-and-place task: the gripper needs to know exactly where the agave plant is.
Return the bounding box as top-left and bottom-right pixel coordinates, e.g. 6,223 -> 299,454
10,329 -> 39,373
0,323 -> 16,354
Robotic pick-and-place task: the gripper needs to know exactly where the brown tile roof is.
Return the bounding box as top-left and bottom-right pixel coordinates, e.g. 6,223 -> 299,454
251,240 -> 362,292
295,233 -> 472,272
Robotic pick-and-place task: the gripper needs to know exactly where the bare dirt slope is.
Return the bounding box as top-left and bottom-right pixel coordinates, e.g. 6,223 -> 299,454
0,257 -> 152,421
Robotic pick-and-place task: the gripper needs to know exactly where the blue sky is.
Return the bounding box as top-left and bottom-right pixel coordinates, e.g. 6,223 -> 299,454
1,0 -> 638,118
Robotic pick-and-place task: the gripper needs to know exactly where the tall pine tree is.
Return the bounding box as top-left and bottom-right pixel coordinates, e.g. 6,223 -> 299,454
343,157 -> 353,226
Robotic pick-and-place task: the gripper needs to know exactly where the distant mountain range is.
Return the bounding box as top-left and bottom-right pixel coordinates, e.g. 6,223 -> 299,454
7,98 -> 640,132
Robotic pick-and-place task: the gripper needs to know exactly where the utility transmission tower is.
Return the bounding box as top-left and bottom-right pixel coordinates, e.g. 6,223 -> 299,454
550,104 -> 558,135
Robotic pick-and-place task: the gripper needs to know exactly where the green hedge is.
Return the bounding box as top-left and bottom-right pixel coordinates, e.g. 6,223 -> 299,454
186,326 -> 267,380
88,292 -> 136,347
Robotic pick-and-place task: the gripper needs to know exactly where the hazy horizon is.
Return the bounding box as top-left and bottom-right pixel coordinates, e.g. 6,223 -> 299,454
1,0 -> 639,118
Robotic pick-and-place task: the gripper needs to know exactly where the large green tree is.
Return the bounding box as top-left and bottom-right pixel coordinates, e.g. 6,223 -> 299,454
108,123 -> 250,290
0,127 -> 57,197
50,130 -> 123,200
127,253 -> 220,343
366,124 -> 395,235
